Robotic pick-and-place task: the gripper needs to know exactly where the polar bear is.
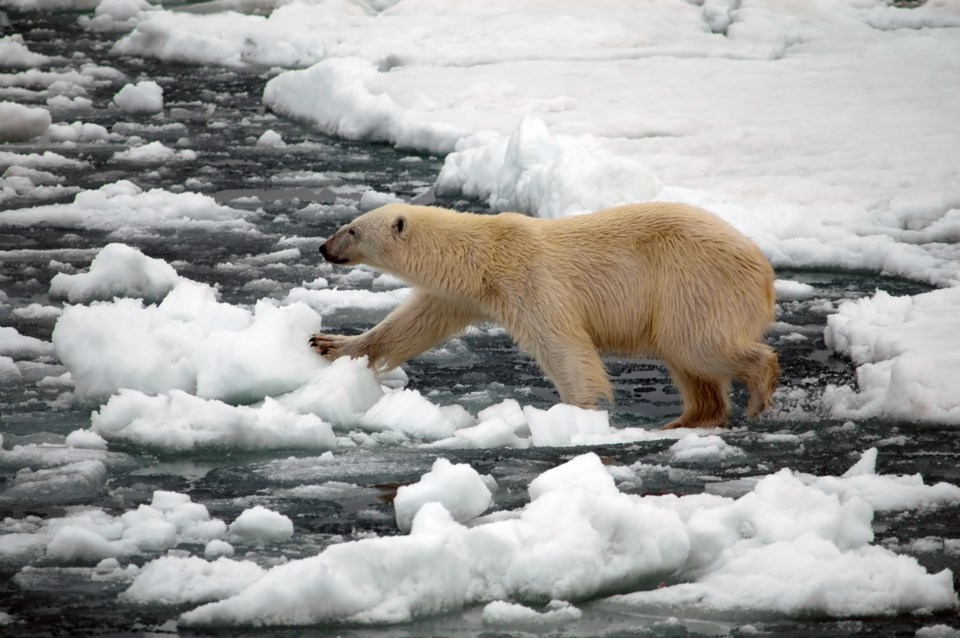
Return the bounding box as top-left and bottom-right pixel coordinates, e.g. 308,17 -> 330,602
310,202 -> 778,429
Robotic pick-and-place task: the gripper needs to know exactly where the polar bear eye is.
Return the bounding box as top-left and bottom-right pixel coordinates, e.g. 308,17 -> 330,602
347,228 -> 356,236
393,216 -> 406,235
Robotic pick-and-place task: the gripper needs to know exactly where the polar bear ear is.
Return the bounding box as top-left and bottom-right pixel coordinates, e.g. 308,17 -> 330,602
392,216 -> 406,236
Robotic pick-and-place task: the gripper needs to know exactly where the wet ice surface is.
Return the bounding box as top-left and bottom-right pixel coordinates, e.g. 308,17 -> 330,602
1,9 -> 959,638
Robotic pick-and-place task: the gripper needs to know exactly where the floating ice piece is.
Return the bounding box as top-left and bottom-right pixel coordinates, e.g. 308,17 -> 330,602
65,429 -> 107,450
113,80 -> 163,114
180,453 -> 690,626
482,600 -> 581,626
48,121 -> 110,143
49,243 -> 180,303
0,326 -> 54,360
824,286 -> 960,424
774,279 -> 816,301
112,140 -> 196,163
0,460 -> 106,508
0,102 -> 50,143
180,451 -> 958,627
0,180 -> 253,233
275,355 -> 384,426
204,539 -> 235,560
361,389 -> 474,441
255,129 -> 284,147
394,458 -> 494,532
123,555 -> 264,604
0,35 -> 51,68
669,434 -> 745,463
524,403 -> 610,447
53,278 -> 327,402
228,506 -> 293,545
41,490 -> 226,563
92,390 -> 337,452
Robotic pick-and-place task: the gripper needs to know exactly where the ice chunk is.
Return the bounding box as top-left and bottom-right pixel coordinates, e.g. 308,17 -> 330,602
394,458 -> 493,532
669,434 -> 745,462
362,389 -> 474,441
92,390 -> 337,452
824,286 -> 960,424
256,129 -> 284,147
0,34 -> 51,68
113,80 -> 163,114
65,429 -> 108,450
0,180 -> 253,233
0,460 -> 106,507
0,102 -> 50,142
204,539 -> 235,560
49,243 -> 180,303
524,403 -> 610,447
481,599 -> 581,626
228,506 -> 293,545
0,326 -> 54,360
275,356 -> 384,425
123,555 -> 264,604
774,279 -> 816,301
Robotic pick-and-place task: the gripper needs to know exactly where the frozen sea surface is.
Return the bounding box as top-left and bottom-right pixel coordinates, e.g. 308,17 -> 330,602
1,4 -> 959,637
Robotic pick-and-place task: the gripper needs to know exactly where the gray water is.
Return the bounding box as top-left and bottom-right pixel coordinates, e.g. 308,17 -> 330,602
0,8 -> 958,638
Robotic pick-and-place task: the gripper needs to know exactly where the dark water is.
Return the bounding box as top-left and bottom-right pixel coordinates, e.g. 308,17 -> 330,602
0,8 -> 958,638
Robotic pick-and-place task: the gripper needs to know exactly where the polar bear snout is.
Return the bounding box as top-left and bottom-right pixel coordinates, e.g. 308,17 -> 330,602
319,234 -> 352,265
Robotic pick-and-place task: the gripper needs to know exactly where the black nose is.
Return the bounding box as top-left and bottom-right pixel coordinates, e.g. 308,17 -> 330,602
319,243 -> 329,258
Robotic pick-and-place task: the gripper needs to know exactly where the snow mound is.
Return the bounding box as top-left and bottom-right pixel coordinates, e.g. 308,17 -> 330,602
49,242 -> 180,303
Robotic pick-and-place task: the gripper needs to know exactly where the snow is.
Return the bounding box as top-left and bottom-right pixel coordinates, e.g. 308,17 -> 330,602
824,287 -> 960,423
113,80 -> 163,115
0,102 -> 51,143
393,458 -> 494,532
178,452 -> 958,627
0,326 -> 54,360
227,506 -> 294,545
49,243 -> 181,303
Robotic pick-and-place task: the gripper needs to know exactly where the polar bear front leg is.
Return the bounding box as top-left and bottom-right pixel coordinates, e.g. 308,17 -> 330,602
518,327 -> 614,409
310,290 -> 481,370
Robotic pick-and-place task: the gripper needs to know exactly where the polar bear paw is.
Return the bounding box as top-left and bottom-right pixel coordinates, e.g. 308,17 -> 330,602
309,332 -> 359,360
